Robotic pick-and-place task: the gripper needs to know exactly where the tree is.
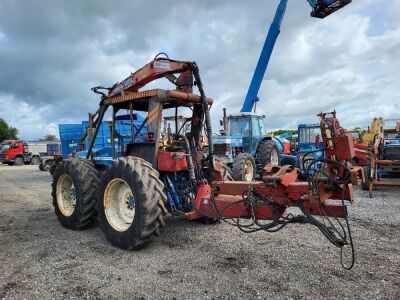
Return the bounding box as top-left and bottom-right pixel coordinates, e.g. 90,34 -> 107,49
39,134 -> 59,142
270,129 -> 297,137
0,118 -> 18,142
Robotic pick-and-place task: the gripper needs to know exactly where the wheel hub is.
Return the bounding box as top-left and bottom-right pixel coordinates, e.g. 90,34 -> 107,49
271,149 -> 279,165
104,178 -> 135,232
244,160 -> 254,181
56,174 -> 76,217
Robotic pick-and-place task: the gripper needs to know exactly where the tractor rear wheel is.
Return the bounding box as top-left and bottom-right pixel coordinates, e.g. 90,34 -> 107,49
232,153 -> 256,181
257,140 -> 280,168
97,157 -> 167,250
52,158 -> 99,229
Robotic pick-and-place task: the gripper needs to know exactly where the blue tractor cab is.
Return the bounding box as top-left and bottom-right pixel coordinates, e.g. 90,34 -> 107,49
297,123 -> 324,175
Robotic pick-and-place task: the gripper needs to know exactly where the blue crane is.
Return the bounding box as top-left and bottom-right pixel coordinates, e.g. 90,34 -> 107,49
241,0 -> 351,113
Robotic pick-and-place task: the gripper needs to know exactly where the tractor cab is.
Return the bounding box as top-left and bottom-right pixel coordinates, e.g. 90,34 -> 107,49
221,113 -> 266,155
297,123 -> 324,174
215,112 -> 279,161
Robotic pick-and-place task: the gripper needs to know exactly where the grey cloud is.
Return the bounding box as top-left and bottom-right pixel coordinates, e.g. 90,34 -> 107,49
0,0 -> 398,140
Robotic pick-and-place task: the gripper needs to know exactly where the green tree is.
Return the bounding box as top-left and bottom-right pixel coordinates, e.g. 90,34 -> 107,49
39,134 -> 59,141
270,129 -> 297,136
0,118 -> 18,142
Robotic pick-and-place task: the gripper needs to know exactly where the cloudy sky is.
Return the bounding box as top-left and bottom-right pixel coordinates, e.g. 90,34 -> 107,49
0,0 -> 399,140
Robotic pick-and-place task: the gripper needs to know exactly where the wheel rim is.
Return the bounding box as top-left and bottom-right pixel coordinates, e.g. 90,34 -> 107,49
56,174 -> 76,217
271,148 -> 279,165
104,178 -> 135,232
244,160 -> 254,181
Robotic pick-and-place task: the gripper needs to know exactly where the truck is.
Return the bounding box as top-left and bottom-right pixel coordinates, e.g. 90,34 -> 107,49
0,140 -> 60,166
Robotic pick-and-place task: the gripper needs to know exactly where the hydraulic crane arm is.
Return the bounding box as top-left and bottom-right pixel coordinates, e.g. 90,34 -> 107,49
80,55 -> 196,150
240,0 -> 351,113
108,54 -> 194,97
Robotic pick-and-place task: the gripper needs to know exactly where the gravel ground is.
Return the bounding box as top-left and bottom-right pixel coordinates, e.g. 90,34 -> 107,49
0,164 -> 399,299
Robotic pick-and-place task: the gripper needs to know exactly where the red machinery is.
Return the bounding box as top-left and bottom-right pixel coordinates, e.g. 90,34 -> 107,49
52,55 -> 357,269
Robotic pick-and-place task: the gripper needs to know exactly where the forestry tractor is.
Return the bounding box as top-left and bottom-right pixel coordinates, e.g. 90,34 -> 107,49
52,55 -> 358,269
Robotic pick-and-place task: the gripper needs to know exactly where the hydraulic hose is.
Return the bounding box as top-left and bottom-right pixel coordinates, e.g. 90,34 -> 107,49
189,62 -> 214,181
174,134 -> 196,182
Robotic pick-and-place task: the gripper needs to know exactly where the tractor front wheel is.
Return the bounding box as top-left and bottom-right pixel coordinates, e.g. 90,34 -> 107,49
232,153 -> 256,181
52,158 -> 99,229
97,157 -> 167,250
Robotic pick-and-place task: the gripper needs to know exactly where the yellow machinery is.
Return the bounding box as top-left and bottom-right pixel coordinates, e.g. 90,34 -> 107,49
362,117 -> 384,144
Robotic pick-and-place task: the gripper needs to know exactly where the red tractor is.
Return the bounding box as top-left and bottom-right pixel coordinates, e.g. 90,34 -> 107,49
52,55 -> 358,268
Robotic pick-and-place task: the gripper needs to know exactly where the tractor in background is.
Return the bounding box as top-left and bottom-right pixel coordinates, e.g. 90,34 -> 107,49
213,0 -> 352,181
363,120 -> 400,196
214,111 -> 280,182
51,56 -> 359,269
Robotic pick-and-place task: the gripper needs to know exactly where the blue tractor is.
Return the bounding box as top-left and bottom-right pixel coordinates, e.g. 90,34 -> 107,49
296,123 -> 324,175
214,0 -> 351,181
214,111 -> 281,181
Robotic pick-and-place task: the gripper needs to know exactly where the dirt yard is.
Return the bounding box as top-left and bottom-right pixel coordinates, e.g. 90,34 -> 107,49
0,164 -> 399,299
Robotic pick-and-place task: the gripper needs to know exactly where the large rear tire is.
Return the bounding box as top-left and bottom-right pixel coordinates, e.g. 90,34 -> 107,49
232,153 -> 256,182
97,157 -> 167,250
257,140 -> 280,168
52,158 -> 99,229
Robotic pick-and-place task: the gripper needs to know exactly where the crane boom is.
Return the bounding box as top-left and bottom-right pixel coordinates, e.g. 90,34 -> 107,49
240,0 -> 351,113
241,0 -> 287,113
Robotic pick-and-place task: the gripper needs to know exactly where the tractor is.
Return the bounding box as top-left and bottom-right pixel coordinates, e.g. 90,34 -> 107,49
52,56 -> 359,268
214,111 -> 280,182
212,0 -> 352,181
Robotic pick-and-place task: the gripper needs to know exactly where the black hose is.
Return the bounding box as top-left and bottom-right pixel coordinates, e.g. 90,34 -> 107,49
189,62 -> 214,180
174,134 -> 196,182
